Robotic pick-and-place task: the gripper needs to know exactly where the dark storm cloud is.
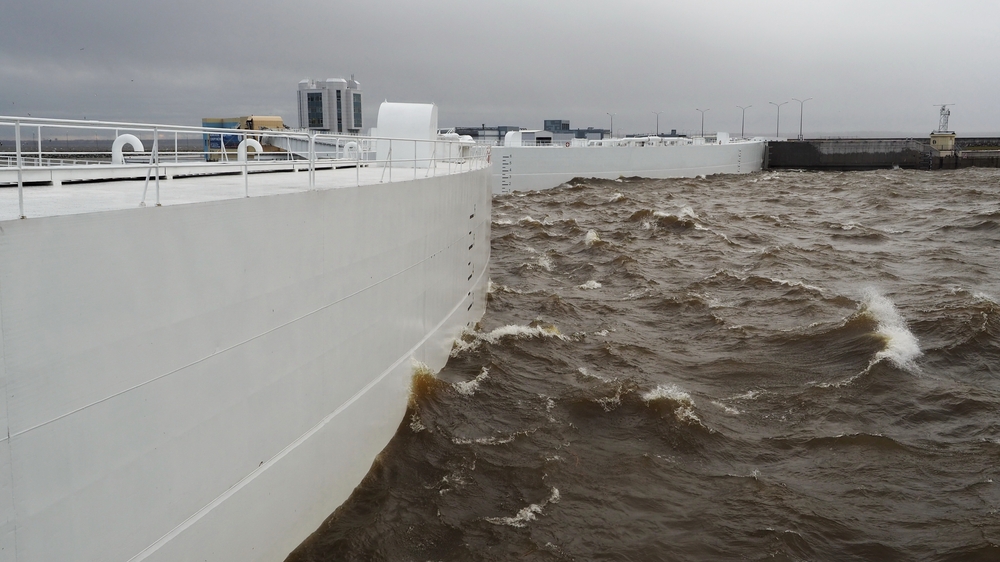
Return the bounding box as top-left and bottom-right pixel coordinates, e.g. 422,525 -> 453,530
2,0 -> 998,136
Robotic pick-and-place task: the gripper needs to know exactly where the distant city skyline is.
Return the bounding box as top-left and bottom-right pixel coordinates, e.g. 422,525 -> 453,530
3,1 -> 999,137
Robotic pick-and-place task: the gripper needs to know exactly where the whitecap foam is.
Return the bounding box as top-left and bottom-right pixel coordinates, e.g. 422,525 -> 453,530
814,371 -> 864,389
711,400 -> 741,415
452,434 -> 516,446
577,366 -> 610,382
453,367 -> 489,396
539,394 -> 556,412
690,291 -> 728,309
730,390 -> 762,401
578,280 -> 602,290
409,413 -> 426,433
704,226 -> 734,244
609,192 -> 625,202
678,206 -> 698,219
768,277 -> 825,293
642,384 -> 700,423
519,215 -> 542,225
451,324 -> 567,356
596,384 -> 625,411
410,358 -> 432,376
451,427 -> 536,446
861,289 -> 921,372
584,229 -> 601,247
973,291 -> 998,305
624,288 -> 652,300
484,487 -> 560,528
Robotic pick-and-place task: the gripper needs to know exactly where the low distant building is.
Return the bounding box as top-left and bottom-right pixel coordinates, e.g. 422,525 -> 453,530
454,120 -> 613,145
930,132 -> 956,155
627,129 -> 685,139
202,116 -> 285,132
201,115 -> 286,160
543,119 -> 608,141
452,125 -> 523,145
297,77 -> 363,133
543,120 -> 570,133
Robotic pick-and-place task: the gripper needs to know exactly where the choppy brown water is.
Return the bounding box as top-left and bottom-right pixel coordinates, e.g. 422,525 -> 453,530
288,169 -> 1000,561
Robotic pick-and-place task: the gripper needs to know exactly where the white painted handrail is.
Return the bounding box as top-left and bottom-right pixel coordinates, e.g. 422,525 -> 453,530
0,115 -> 491,218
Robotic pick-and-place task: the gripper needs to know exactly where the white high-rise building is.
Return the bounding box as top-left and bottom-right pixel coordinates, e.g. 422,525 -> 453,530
297,76 -> 363,133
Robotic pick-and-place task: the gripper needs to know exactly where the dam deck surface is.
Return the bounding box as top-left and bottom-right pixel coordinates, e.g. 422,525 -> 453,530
0,162 -> 470,222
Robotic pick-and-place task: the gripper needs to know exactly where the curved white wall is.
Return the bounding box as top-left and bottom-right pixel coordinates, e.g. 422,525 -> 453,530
0,167 -> 491,562
374,102 -> 439,168
491,142 -> 766,194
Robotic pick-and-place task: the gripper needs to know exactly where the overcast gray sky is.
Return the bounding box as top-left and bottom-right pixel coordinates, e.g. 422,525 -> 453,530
3,1 -> 998,137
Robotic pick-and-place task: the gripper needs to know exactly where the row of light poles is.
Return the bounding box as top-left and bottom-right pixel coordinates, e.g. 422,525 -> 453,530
766,98 -> 812,139
730,98 -> 813,139
609,99 -> 813,140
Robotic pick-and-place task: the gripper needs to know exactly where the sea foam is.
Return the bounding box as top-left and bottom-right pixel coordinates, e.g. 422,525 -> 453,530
642,384 -> 700,423
453,367 -> 489,396
451,324 -> 567,356
484,487 -> 561,528
862,289 -> 921,372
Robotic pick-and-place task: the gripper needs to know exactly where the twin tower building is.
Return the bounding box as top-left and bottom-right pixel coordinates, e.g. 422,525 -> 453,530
296,76 -> 363,134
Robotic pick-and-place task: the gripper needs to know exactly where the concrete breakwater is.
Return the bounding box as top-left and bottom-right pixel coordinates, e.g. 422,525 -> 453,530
766,138 -> 1000,170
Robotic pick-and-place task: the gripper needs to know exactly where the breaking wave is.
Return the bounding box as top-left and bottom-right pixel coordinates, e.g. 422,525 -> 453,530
451,323 -> 567,356
860,289 -> 922,372
642,384 -> 700,424
453,367 -> 489,396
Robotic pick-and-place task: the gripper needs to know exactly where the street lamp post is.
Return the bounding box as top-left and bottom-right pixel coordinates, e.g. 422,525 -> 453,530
652,111 -> 663,136
736,105 -> 751,139
792,97 -> 812,140
606,112 -> 616,139
769,101 -> 788,138
695,108 -> 709,138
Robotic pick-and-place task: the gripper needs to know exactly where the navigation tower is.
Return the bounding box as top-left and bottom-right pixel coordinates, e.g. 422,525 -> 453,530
930,104 -> 956,155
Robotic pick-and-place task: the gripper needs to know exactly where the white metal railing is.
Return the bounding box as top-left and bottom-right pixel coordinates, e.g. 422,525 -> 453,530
0,115 -> 490,219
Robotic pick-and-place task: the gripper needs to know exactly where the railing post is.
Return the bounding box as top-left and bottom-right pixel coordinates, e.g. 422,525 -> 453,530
388,139 -> 392,183
153,127 -> 161,207
16,119 -> 25,218
414,140 -> 418,179
242,132 -> 249,198
174,131 -> 178,163
36,125 -> 42,163
308,132 -> 316,188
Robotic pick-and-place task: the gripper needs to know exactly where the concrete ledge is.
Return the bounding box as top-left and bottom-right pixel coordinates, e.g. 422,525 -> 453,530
767,137 -> 1000,170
